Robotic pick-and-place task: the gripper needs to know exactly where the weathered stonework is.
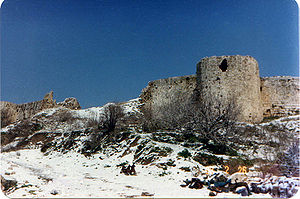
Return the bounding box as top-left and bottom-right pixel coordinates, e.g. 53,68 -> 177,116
261,76 -> 300,117
196,55 -> 263,123
140,75 -> 196,117
140,55 -> 300,123
0,91 -> 81,126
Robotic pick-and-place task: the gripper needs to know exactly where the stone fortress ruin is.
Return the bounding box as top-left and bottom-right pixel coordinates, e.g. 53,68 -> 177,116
140,55 -> 300,123
0,91 -> 81,126
1,55 -> 299,125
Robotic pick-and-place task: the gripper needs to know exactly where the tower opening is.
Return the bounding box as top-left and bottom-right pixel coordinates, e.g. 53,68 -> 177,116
219,59 -> 228,72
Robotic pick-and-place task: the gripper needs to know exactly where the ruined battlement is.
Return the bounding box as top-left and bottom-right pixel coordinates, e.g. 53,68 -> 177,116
140,55 -> 299,123
196,55 -> 262,123
140,75 -> 196,106
0,91 -> 81,126
261,76 -> 300,117
0,91 -> 56,123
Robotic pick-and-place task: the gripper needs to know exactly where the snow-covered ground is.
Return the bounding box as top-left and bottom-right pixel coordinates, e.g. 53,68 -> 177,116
1,148 -> 273,198
1,98 -> 299,198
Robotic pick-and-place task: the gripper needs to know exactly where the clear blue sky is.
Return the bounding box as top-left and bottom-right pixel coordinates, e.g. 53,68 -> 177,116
1,0 -> 299,108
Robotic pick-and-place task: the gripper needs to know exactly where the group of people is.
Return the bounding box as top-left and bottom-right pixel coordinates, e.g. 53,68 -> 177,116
120,164 -> 136,175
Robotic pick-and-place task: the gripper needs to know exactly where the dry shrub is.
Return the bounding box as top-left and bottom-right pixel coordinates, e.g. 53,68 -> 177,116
193,152 -> 224,166
277,140 -> 300,177
256,160 -> 282,178
142,91 -> 239,151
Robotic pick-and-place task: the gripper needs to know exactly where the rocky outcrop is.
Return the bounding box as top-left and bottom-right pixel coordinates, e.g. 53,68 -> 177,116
0,91 -> 56,127
0,91 -> 81,127
1,175 -> 17,192
57,97 -> 81,110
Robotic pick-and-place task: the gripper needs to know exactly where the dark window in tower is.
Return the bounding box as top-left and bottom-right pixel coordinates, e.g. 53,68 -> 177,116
219,59 -> 228,72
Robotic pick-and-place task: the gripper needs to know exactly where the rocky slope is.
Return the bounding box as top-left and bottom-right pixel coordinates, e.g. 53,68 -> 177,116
0,97 -> 299,198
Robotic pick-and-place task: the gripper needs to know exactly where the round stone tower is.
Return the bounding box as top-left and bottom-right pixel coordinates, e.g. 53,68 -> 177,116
196,55 -> 263,123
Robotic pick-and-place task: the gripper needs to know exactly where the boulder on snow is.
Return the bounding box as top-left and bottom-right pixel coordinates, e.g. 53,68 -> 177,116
207,172 -> 229,184
209,191 -> 217,196
229,172 -> 248,183
1,175 -> 17,191
141,192 -> 154,196
50,189 -> 59,195
236,186 -> 250,196
57,97 -> 81,110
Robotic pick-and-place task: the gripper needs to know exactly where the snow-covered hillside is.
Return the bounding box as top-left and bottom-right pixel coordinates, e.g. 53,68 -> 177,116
1,147 -> 274,198
1,98 -> 299,198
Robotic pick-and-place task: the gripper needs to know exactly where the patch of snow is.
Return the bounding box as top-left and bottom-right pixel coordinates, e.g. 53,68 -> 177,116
0,124 -> 15,133
71,107 -> 105,121
121,98 -> 142,116
34,107 -> 62,117
1,139 -> 22,152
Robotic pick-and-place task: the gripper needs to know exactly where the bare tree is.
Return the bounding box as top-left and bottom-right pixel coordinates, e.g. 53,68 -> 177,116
142,90 -> 239,147
277,139 -> 299,176
101,103 -> 125,133
154,92 -> 237,130
187,95 -> 239,144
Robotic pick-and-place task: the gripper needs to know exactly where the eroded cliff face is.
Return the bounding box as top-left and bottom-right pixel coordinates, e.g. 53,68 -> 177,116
0,91 -> 81,127
0,91 -> 56,126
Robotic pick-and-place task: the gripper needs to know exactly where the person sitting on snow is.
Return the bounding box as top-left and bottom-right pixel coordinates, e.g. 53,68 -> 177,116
129,164 -> 136,175
121,165 -> 129,175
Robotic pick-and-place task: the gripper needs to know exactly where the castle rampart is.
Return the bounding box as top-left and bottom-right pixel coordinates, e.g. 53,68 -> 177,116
196,55 -> 262,123
140,55 -> 299,123
261,76 -> 300,117
140,75 -> 196,117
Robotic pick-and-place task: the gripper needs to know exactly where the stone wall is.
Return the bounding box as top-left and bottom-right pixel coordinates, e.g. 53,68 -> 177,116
196,55 -> 263,123
140,55 -> 299,123
140,75 -> 196,117
261,76 -> 300,117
